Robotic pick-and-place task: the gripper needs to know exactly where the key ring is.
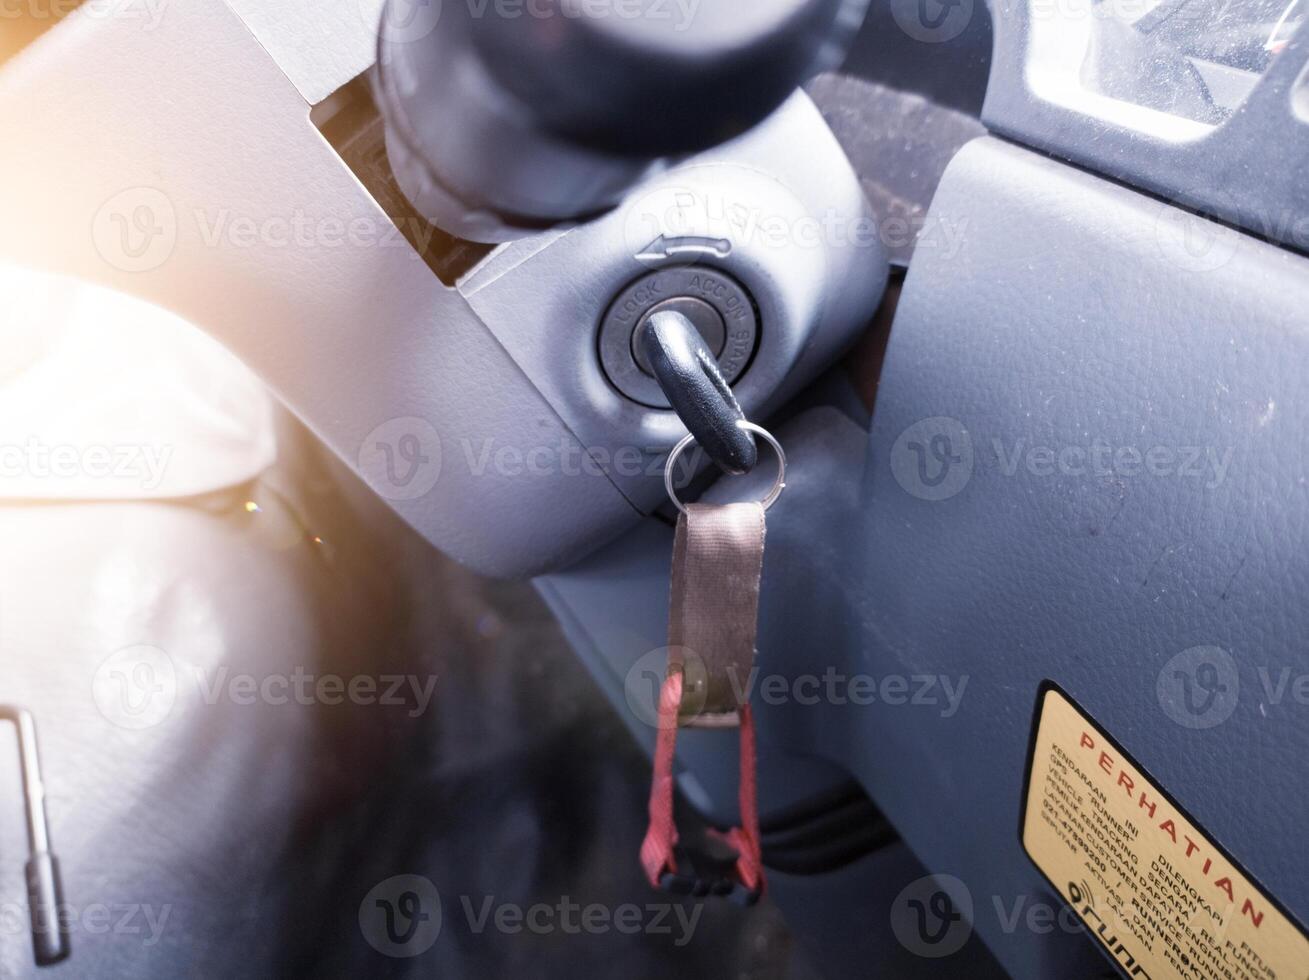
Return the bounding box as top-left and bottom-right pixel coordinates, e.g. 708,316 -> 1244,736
664,420 -> 786,514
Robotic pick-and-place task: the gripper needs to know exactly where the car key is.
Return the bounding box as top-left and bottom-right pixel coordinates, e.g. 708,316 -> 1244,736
636,310 -> 759,476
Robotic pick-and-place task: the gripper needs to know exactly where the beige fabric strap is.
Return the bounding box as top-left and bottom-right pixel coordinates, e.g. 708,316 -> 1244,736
667,501 -> 767,728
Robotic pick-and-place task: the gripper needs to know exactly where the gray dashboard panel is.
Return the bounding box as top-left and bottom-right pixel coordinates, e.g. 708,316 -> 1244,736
0,1 -> 640,580
856,133 -> 1309,974
983,3 -> 1309,256
0,2 -> 884,580
539,134 -> 1309,977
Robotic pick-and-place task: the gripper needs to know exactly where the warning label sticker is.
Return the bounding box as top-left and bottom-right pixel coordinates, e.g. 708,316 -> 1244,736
1022,685 -> 1309,980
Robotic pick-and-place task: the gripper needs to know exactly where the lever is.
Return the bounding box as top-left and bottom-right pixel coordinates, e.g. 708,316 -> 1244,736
373,0 -> 872,242
637,311 -> 758,476
0,707 -> 69,967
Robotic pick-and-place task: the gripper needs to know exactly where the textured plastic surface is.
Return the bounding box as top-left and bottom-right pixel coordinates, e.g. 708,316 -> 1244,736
767,842 -> 1008,978
539,137 -> 1309,976
0,0 -> 884,578
461,93 -> 887,516
984,3 -> 1309,255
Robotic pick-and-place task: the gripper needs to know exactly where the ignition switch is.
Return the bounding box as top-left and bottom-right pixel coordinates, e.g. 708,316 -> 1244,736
599,267 -> 760,409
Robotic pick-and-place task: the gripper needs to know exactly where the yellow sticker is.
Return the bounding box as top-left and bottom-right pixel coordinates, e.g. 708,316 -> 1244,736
1022,685 -> 1309,980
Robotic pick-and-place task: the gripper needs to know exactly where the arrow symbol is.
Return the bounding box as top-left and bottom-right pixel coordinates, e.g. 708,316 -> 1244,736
636,235 -> 733,262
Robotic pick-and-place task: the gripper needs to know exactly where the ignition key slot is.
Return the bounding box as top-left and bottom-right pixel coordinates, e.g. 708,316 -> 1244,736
599,266 -> 760,409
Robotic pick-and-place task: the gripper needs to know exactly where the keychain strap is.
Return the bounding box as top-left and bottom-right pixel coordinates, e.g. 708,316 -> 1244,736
640,425 -> 786,905
640,670 -> 764,903
668,503 -> 767,726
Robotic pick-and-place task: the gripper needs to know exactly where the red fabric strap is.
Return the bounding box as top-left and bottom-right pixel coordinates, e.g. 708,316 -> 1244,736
639,671 -> 683,886
640,671 -> 764,895
641,502 -> 767,897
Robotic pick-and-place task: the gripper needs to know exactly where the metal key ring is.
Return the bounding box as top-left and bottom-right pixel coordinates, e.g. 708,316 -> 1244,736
664,421 -> 787,514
